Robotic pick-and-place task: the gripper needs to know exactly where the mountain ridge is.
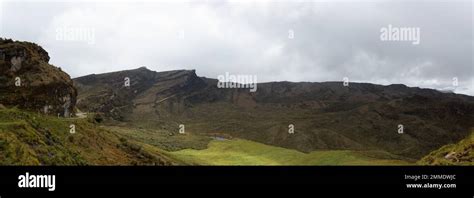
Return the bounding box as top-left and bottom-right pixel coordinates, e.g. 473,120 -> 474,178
73,67 -> 474,160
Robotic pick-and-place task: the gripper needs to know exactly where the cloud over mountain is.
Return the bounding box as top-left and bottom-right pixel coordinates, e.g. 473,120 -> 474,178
1,0 -> 472,95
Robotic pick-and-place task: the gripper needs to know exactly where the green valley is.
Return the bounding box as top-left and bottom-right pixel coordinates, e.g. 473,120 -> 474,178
166,138 -> 411,165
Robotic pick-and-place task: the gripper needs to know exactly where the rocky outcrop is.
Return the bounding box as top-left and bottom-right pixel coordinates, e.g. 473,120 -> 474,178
0,38 -> 77,117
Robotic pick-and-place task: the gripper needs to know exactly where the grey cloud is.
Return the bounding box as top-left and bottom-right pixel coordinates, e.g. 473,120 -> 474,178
0,0 -> 472,95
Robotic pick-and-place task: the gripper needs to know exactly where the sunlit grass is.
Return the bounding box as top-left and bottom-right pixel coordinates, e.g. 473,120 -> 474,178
168,138 -> 410,165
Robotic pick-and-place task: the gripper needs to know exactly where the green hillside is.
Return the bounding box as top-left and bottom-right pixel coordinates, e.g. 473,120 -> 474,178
418,130 -> 473,165
0,107 -> 177,165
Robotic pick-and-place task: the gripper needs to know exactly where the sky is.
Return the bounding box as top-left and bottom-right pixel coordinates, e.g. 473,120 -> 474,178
0,0 -> 473,95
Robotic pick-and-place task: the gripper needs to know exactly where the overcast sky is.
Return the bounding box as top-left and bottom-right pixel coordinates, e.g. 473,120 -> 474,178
0,0 -> 472,95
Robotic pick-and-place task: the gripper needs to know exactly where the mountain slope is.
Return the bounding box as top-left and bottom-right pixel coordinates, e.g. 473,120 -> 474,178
74,67 -> 474,160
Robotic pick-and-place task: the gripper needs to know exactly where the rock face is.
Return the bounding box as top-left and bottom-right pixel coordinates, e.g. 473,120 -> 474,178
74,67 -> 474,159
0,38 -> 77,117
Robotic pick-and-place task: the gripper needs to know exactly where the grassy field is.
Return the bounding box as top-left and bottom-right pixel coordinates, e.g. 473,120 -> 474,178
104,126 -> 212,151
167,138 -> 411,165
